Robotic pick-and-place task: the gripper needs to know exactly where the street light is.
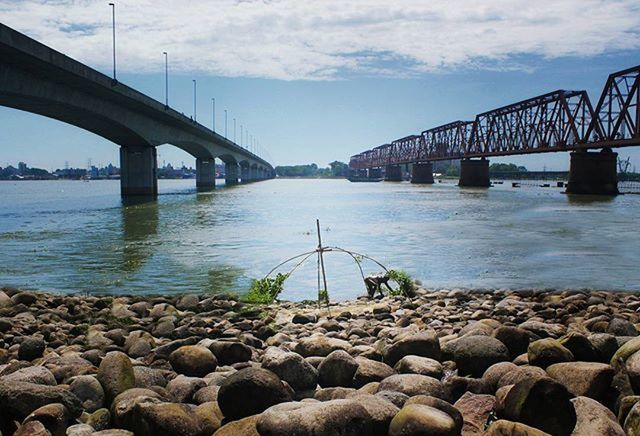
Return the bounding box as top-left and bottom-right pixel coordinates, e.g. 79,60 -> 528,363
240,125 -> 243,147
108,3 -> 116,82
162,51 -> 168,107
192,79 -> 197,122
233,118 -> 236,143
211,98 -> 215,132
224,110 -> 228,138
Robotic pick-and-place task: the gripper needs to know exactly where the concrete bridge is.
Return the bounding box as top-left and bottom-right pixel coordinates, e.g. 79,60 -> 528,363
0,23 -> 275,197
350,64 -> 640,195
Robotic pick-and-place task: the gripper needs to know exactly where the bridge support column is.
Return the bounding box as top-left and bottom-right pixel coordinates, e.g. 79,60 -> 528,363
459,158 -> 490,187
120,146 -> 157,197
385,165 -> 402,182
411,162 -> 434,184
241,166 -> 252,183
196,158 -> 216,191
566,148 -> 619,195
225,163 -> 239,185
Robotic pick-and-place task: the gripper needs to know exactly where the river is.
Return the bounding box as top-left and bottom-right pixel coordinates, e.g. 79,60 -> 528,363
1,178 -> 639,301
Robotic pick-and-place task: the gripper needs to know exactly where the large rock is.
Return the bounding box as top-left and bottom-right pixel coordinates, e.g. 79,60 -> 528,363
546,362 -> 614,400
483,362 -> 519,392
22,403 -> 70,436
294,335 -> 351,357
348,394 -> 399,436
383,332 -> 441,367
0,366 -> 56,386
503,377 -> 576,436
497,365 -> 548,389
136,402 -> 208,436
453,391 -> 496,435
209,341 -> 252,366
0,381 -> 82,421
388,404 -> 458,436
18,336 -> 46,361
608,318 -> 638,337
484,419 -> 551,435
519,320 -> 566,338
256,399 -> 373,435
261,347 -> 318,391
589,333 -> 619,363
166,375 -> 206,403
110,388 -> 162,431
70,375 -> 105,412
493,326 -> 530,360
403,395 -> 463,433
571,396 -> 624,436
97,352 -> 136,404
377,374 -> 445,398
528,338 -> 574,368
452,336 -> 509,377
610,336 -> 640,371
214,415 -> 259,436
169,346 -> 218,377
394,355 -> 443,379
318,350 -> 358,388
352,357 -> 395,388
217,368 -> 291,420
559,332 -> 599,362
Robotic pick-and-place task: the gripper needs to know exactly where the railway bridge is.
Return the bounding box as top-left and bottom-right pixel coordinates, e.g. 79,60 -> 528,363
349,65 -> 640,195
0,23 -> 275,197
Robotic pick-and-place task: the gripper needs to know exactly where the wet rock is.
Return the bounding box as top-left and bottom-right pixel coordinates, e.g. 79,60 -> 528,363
318,350 -> 358,388
256,399 -> 373,435
11,292 -> 37,306
70,375 -> 105,412
571,395 -> 624,436
492,326 -> 530,360
261,347 -> 318,391
403,395 -> 463,433
383,332 -> 441,366
503,377 -> 576,436
353,357 -> 395,388
484,419 -> 550,435
169,346 -> 218,377
452,335 -> 510,377
23,403 -> 70,436
18,336 -> 46,361
453,392 -> 496,435
388,404 -> 458,436
97,352 -> 136,404
377,374 -> 445,398
217,367 -> 291,420
1,365 -> 57,386
546,362 -> 614,400
394,355 -> 443,378
0,381 -> 82,421
528,338 -> 574,368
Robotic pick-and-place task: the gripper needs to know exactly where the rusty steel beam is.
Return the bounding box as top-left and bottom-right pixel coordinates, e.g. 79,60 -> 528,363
349,64 -> 640,170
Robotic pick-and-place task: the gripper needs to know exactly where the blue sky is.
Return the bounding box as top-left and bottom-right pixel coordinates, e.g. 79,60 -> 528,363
1,0 -> 640,171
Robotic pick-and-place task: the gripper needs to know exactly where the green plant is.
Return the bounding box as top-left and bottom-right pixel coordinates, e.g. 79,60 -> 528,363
318,288 -> 329,305
387,269 -> 416,297
243,273 -> 290,304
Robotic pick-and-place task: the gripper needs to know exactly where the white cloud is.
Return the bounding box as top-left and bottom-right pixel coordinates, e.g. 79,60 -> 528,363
1,0 -> 639,80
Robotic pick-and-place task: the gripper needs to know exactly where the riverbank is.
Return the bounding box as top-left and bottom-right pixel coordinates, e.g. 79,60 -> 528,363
1,286 -> 639,435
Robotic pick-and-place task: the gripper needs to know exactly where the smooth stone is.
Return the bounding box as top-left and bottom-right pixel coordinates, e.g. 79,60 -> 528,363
383,332 -> 441,367
97,352 -> 135,404
353,357 -> 395,388
0,381 -> 82,421
1,366 -> 57,386
261,347 -> 318,392
23,403 -> 70,436
318,350 -> 358,388
213,415 -> 259,436
528,338 -> 574,368
394,355 -> 443,379
546,361 -> 614,400
169,346 -> 218,378
403,395 -> 463,433
452,335 -> 510,377
571,396 -> 624,436
209,341 -> 252,366
377,374 -> 445,399
484,419 -> 550,435
388,404 -> 458,436
70,375 -> 105,412
18,336 -> 46,361
453,392 -> 496,435
492,326 -> 531,359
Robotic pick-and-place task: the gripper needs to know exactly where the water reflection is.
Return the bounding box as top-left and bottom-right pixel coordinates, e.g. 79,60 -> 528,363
122,200 -> 158,274
566,194 -> 616,205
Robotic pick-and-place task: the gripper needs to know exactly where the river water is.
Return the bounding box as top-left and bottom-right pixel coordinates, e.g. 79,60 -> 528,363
0,178 -> 638,301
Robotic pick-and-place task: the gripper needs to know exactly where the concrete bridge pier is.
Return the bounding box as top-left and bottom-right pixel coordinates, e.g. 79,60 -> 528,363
368,167 -> 382,180
459,158 -> 490,187
225,163 -> 239,185
566,148 -> 619,195
411,162 -> 434,184
196,158 -> 216,191
385,165 -> 403,182
241,166 -> 251,183
120,146 -> 158,197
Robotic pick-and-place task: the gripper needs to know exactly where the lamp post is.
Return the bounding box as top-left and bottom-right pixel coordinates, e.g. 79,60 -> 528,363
233,118 -> 236,143
211,98 -> 215,132
240,125 -> 243,147
192,79 -> 197,122
224,110 -> 228,138
162,51 -> 168,107
108,3 -> 116,82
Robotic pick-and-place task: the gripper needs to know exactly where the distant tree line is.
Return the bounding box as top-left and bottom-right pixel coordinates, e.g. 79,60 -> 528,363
489,163 -> 528,174
275,161 -> 348,178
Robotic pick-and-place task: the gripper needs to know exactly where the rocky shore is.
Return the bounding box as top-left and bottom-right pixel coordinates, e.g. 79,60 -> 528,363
1,286 -> 640,435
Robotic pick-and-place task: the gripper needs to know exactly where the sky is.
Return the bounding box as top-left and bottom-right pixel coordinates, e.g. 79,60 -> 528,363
1,0 -> 640,171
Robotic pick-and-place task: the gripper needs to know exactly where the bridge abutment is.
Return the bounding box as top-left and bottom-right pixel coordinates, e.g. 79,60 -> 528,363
225,163 -> 239,185
459,158 -> 490,187
120,146 -> 158,197
566,148 -> 619,195
411,162 -> 434,184
196,158 -> 216,191
385,165 -> 403,182
368,168 -> 382,180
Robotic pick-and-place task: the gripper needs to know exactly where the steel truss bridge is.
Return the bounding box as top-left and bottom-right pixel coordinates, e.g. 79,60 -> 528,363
349,65 -> 640,170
